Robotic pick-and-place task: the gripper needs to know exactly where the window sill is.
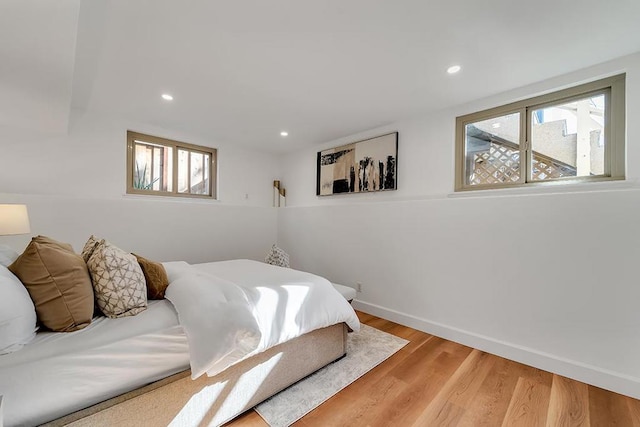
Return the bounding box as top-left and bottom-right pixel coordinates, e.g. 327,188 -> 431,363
447,178 -> 640,199
122,193 -> 221,204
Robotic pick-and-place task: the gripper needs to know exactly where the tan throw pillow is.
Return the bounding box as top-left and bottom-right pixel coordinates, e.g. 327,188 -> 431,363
87,241 -> 147,318
8,235 -> 94,332
81,235 -> 103,263
133,254 -> 169,300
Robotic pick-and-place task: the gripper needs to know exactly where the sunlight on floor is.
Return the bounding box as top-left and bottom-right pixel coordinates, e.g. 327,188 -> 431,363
222,352 -> 283,413
168,380 -> 228,426
168,353 -> 283,426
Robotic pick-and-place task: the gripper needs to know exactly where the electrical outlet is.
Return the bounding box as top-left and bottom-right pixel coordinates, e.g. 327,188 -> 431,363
356,282 -> 362,293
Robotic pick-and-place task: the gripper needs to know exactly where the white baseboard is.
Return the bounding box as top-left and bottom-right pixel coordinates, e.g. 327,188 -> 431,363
353,300 -> 640,400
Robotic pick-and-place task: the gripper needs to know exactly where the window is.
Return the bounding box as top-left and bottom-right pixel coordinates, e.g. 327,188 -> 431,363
455,74 -> 625,191
126,131 -> 217,199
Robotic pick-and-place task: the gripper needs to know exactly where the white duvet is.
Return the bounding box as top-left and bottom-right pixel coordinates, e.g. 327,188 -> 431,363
164,259 -> 360,379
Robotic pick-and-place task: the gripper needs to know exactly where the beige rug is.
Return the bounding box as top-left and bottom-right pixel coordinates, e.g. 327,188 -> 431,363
255,324 -> 408,427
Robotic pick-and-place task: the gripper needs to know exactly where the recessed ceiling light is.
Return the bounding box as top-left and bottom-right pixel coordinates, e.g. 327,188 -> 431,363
161,94 -> 173,101
447,65 -> 461,74
280,131 -> 289,137
492,123 -> 501,129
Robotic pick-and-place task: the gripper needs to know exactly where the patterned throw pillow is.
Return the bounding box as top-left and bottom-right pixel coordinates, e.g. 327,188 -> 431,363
87,241 -> 147,318
81,235 -> 103,263
265,244 -> 290,268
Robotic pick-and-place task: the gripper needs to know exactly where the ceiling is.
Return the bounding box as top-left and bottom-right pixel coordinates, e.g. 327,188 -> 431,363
3,0 -> 640,152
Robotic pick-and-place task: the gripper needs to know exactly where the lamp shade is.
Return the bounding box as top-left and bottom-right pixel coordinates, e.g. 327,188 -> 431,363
0,204 -> 31,235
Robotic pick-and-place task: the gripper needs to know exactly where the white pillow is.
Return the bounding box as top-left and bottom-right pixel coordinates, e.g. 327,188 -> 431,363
0,244 -> 19,267
0,265 -> 37,354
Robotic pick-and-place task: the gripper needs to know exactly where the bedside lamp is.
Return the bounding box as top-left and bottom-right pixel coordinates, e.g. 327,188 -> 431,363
0,204 -> 31,235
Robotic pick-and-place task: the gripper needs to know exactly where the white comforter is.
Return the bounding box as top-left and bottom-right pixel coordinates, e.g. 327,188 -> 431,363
164,259 -> 360,379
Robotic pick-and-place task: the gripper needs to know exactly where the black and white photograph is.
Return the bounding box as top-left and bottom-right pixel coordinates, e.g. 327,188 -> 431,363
316,132 -> 398,196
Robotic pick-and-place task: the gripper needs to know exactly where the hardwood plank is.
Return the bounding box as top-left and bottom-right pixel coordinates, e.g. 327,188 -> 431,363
456,356 -> 522,426
354,310 -> 376,323
356,311 -> 431,356
627,396 -> 640,427
300,329 -> 470,426
226,311 -> 640,427
299,368 -> 404,426
501,377 -> 551,427
371,344 -> 471,426
588,385 -> 634,427
298,328 -> 423,425
413,349 -> 497,426
518,364 -> 553,386
224,410 -> 266,427
361,316 -> 392,332
546,375 -> 590,427
389,335 -> 450,382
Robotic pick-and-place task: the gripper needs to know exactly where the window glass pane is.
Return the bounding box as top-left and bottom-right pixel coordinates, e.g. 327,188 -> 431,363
190,151 -> 207,195
464,113 -> 520,185
151,146 -> 162,191
134,143 -> 151,190
133,142 -> 161,191
531,93 -> 605,181
204,154 -> 210,195
128,131 -> 217,198
133,141 -> 172,192
177,149 -> 189,193
165,148 -> 173,192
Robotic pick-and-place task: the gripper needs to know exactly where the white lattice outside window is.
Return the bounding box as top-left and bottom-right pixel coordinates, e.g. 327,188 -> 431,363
455,75 -> 625,191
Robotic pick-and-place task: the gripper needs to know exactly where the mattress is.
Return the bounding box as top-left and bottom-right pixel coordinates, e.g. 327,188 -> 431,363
0,300 -> 190,427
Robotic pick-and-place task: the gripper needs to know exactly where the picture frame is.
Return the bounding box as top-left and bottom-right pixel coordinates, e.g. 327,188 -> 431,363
316,132 -> 398,196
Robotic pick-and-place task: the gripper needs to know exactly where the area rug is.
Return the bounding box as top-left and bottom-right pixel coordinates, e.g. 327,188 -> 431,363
254,324 -> 409,427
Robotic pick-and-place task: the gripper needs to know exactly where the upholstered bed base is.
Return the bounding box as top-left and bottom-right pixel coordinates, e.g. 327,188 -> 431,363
42,323 -> 347,427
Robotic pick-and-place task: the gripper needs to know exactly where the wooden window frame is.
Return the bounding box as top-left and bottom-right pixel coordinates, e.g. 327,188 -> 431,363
455,74 -> 625,192
126,131 -> 217,199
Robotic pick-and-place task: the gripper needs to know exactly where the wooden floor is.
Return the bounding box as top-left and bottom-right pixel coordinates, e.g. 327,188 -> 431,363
228,311 -> 640,427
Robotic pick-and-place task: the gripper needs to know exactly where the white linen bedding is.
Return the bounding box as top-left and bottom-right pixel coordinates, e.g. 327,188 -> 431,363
164,259 -> 360,379
0,259 -> 359,426
0,300 -> 190,427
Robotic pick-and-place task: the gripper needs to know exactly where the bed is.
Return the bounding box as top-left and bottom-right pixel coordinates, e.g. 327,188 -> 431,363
0,258 -> 359,427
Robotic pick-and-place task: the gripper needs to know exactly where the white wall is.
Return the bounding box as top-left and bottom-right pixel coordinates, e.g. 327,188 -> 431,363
279,52 -> 640,398
2,46 -> 639,399
0,110 -> 280,261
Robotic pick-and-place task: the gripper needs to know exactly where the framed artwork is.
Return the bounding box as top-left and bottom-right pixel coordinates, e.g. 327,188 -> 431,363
316,132 -> 398,196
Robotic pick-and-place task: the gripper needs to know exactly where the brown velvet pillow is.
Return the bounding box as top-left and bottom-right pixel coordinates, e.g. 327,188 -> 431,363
133,254 -> 169,299
9,236 -> 94,332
